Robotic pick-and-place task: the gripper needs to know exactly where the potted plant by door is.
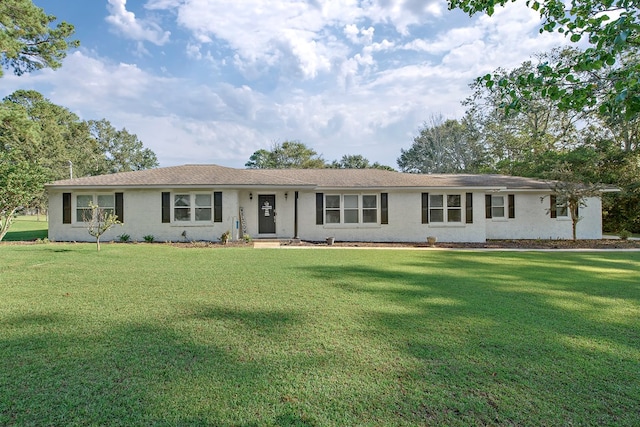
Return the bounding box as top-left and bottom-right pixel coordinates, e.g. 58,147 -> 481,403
427,236 -> 437,247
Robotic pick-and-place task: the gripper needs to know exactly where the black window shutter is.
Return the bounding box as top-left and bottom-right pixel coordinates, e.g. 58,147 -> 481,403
213,191 -> 223,222
485,195 -> 492,218
63,193 -> 71,224
162,192 -> 171,223
465,193 -> 473,224
115,192 -> 124,222
550,195 -> 557,218
381,193 -> 388,225
421,193 -> 429,224
316,193 -> 324,225
508,194 -> 515,219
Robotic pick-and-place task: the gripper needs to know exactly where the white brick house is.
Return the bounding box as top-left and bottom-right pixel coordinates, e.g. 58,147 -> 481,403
46,164 -> 606,243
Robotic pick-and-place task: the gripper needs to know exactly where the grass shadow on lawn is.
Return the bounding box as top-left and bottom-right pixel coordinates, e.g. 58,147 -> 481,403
1,311 -> 319,426
2,246 -> 639,426
300,251 -> 640,426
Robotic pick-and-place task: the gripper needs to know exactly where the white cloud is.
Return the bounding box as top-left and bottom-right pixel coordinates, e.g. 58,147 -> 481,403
106,0 -> 171,45
0,0 -> 583,170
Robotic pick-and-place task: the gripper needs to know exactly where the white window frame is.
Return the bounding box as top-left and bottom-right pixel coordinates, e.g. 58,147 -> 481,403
491,195 -> 505,218
173,192 -> 213,223
324,194 -> 379,225
555,197 -> 569,218
429,193 -> 462,223
75,193 -> 115,223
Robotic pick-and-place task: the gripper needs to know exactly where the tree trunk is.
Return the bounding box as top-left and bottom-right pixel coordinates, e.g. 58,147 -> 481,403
0,210 -> 17,242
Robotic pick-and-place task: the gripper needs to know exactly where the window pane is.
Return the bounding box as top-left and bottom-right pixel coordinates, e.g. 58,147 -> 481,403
363,195 -> 377,208
492,207 -> 505,218
430,195 -> 443,207
77,195 -> 92,208
344,209 -> 358,223
175,194 -> 190,207
344,195 -> 358,209
363,209 -> 377,223
448,209 -> 462,222
175,208 -> 190,221
326,195 -> 340,209
195,194 -> 211,207
195,208 -> 212,221
430,209 -> 443,222
326,210 -> 340,223
492,195 -> 504,207
447,195 -> 461,207
77,208 -> 90,222
97,194 -> 114,207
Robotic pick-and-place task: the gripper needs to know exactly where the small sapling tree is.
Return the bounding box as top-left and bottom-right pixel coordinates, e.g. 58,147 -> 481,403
83,202 -> 121,251
543,165 -> 604,240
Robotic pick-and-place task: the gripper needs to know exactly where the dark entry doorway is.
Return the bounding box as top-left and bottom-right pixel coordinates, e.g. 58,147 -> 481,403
258,194 -> 276,234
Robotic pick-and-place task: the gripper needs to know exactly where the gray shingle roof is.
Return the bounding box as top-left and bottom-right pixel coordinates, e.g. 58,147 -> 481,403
46,164 -> 556,190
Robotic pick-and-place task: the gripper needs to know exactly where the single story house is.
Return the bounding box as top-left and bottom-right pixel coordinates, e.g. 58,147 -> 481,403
46,164 -> 606,243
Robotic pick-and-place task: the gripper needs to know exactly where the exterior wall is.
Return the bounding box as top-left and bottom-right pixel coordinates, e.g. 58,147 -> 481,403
49,188 -> 604,243
485,193 -> 603,240
48,189 -> 240,243
295,191 -> 487,243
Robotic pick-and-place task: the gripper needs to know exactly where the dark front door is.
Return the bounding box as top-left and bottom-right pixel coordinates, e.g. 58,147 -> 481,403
258,195 -> 276,234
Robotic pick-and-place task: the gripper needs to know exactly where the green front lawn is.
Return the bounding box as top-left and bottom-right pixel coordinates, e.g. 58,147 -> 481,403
1,244 -> 639,426
3,215 -> 48,241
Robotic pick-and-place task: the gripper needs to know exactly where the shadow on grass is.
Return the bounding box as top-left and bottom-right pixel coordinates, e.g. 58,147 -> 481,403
0,309 -> 323,426
2,229 -> 48,241
299,252 -> 640,425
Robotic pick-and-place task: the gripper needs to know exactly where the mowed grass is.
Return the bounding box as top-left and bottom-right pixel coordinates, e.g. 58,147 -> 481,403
1,244 -> 639,426
3,215 -> 48,241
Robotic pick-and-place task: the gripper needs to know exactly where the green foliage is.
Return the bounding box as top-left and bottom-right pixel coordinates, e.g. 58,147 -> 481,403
398,114 -> 486,173
1,246 -> 639,425
545,164 -> 604,240
0,153 -> 47,241
88,119 -> 159,173
117,233 -> 131,242
460,52 -> 640,232
618,229 -> 631,240
81,202 -> 121,251
245,140 -> 325,169
143,234 -> 155,243
220,230 -> 231,244
329,154 -> 395,170
448,0 -> 639,119
0,0 -> 79,77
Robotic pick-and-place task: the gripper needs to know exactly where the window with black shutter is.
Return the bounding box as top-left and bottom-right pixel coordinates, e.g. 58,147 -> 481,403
115,192 -> 124,222
485,194 -> 492,219
213,191 -> 222,222
62,193 -> 71,224
316,193 -> 324,225
421,193 -> 429,224
162,192 -> 171,223
381,193 -> 388,225
508,194 -> 515,219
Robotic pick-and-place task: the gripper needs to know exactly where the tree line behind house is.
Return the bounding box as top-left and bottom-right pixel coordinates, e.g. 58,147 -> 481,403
1,0 -> 638,239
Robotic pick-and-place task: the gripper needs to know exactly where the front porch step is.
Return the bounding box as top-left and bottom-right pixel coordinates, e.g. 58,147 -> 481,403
253,240 -> 281,248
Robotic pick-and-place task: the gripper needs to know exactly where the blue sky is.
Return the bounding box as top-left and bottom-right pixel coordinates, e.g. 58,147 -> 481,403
1,0 -> 570,169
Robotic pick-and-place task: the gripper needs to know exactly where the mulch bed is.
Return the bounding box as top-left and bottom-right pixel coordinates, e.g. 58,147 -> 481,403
5,239 -> 639,250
